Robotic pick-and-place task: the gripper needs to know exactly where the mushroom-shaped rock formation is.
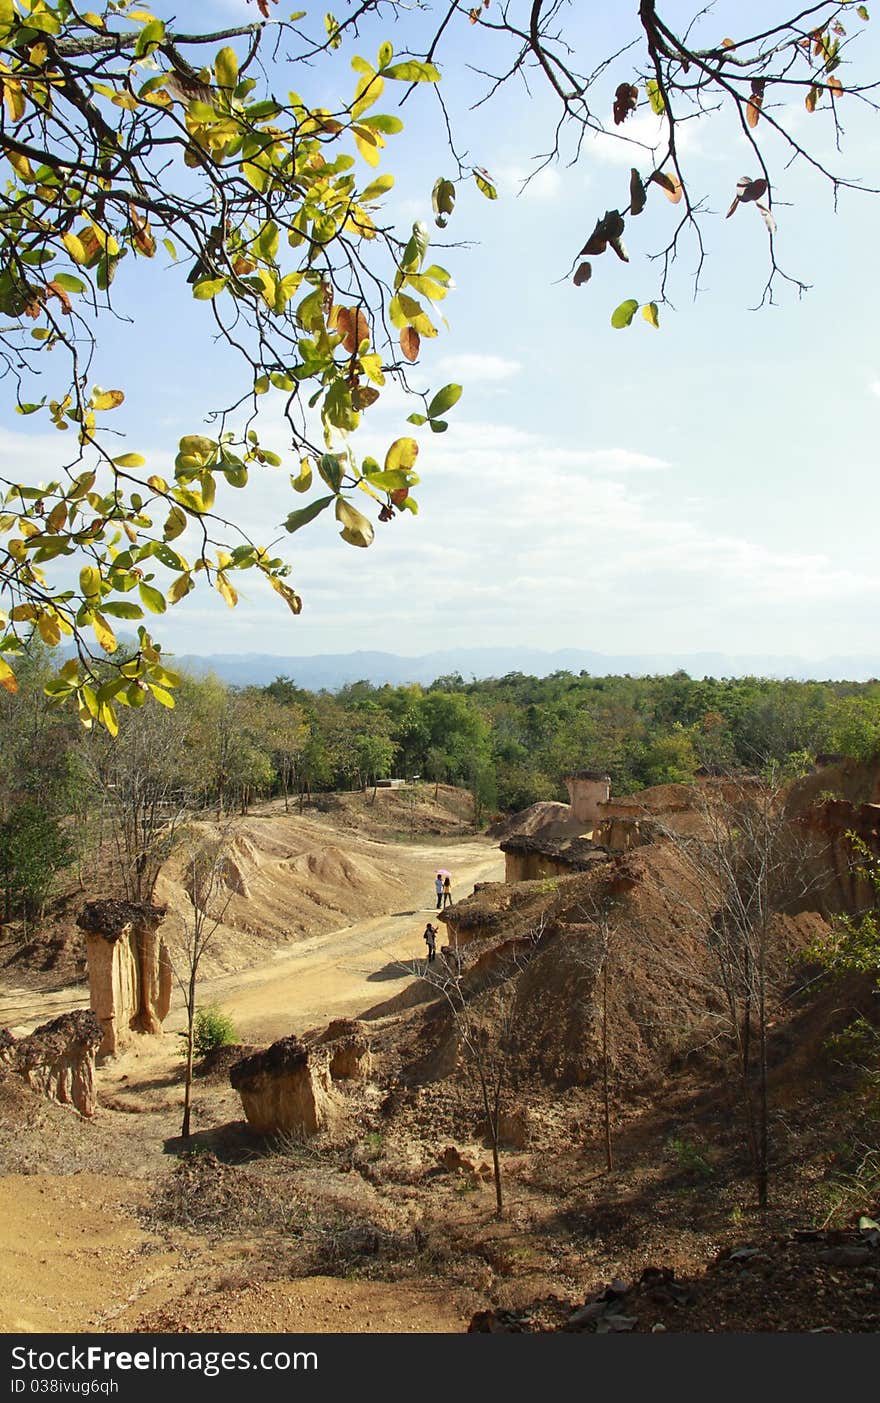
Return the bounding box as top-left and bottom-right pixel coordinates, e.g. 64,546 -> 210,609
76,899 -> 171,1057
0,1010 -> 103,1117
230,1019 -> 374,1137
230,1036 -> 339,1137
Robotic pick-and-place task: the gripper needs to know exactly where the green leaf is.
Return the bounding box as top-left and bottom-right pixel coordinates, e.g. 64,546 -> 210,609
629,168 -> 647,217
427,383 -> 462,419
384,60 -> 440,83
138,582 -> 167,614
406,413 -> 428,426
317,454 -> 343,491
642,302 -> 660,328
134,18 -> 165,59
112,453 -> 145,468
52,273 -> 86,294
359,113 -> 403,135
611,298 -> 639,329
192,278 -> 227,301
284,495 -> 334,533
101,601 -> 145,620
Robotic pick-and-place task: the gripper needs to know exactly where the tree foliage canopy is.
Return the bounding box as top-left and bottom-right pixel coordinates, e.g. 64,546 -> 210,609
1,1 -> 875,727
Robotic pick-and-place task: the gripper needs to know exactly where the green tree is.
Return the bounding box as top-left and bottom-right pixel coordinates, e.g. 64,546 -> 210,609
0,799 -> 74,928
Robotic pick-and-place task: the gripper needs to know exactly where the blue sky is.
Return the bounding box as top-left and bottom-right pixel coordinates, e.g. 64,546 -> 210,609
4,1 -> 880,666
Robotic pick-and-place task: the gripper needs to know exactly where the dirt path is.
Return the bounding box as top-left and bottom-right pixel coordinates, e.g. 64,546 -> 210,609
0,836 -> 502,1040
192,836 -> 502,1044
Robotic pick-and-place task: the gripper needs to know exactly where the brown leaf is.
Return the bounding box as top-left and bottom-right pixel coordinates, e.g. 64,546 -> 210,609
573,261 -> 592,287
721,37 -> 736,48
46,281 -> 72,313
746,94 -> 762,128
400,326 -> 420,362
805,85 -> 819,113
650,171 -> 683,203
351,384 -> 380,410
828,75 -> 844,98
390,487 -> 409,508
581,232 -> 606,256
335,306 -> 369,355
613,83 -> 639,126
129,202 -> 155,257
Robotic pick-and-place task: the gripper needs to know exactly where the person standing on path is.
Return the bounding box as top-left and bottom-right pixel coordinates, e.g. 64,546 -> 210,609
434,872 -> 444,909
442,875 -> 452,908
423,923 -> 437,962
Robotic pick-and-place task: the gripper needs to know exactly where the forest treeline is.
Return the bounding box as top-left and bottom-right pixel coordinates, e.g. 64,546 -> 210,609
2,644 -> 880,926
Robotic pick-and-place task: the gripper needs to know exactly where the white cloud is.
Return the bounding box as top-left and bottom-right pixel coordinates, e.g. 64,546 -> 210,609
494,163 -> 563,201
434,354 -> 521,382
585,112 -> 701,166
870,381 -> 880,398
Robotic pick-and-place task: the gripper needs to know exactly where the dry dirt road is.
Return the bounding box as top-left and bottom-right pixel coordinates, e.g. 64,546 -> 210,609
195,835 -> 502,1045
0,835 -> 503,1041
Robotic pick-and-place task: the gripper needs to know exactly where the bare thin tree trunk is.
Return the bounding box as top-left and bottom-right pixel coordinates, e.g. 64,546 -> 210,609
181,963 -> 197,1139
602,952 -> 613,1173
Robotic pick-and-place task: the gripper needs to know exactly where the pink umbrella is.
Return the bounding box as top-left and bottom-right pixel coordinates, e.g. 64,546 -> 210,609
436,868 -> 451,876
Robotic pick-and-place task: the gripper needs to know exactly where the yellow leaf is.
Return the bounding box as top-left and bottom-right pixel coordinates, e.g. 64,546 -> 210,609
148,683 -> 175,707
92,612 -> 117,653
0,657 -> 17,694
385,437 -> 419,473
168,571 -> 193,604
92,388 -> 125,411
36,612 -> 61,646
99,700 -> 119,736
216,571 -> 238,607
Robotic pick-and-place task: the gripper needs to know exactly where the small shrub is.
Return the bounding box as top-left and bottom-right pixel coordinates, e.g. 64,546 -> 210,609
824,1016 -> 880,1070
193,1004 -> 237,1058
668,1135 -> 713,1180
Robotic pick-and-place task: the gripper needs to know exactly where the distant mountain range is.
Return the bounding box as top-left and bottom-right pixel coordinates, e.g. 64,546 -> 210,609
169,647 -> 880,690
